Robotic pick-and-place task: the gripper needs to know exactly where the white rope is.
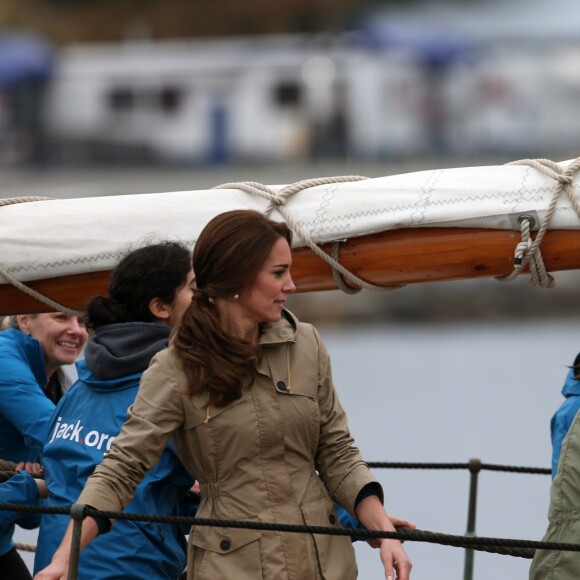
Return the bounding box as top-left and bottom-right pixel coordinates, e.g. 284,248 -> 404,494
0,196 -> 53,206
214,176 -> 404,293
496,157 -> 580,287
332,242 -> 362,294
0,196 -> 83,315
15,541 -> 36,553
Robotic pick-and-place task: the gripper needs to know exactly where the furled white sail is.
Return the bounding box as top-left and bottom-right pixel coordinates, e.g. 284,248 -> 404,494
1,158 -> 579,284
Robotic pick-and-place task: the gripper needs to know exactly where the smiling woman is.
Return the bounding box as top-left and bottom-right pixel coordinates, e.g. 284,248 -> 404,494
0,311 -> 87,579
0,312 -> 88,459
15,314 -> 87,388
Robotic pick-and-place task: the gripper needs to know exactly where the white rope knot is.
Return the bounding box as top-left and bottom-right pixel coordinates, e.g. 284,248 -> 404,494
497,214 -> 554,287
558,174 -> 574,186
270,195 -> 286,206
497,156 -> 580,288
513,240 -> 531,268
213,181 -> 287,215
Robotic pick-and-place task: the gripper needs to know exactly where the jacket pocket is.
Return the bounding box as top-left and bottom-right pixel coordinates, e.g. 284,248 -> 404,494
189,523 -> 263,579
301,497 -> 357,580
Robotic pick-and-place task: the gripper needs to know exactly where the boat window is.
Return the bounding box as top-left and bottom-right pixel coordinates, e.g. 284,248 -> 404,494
108,87 -> 134,112
273,81 -> 302,108
159,86 -> 183,114
107,86 -> 183,115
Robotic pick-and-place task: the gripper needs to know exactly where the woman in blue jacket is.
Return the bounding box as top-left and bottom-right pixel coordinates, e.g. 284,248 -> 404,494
0,313 -> 87,464
34,241 -> 198,580
551,352 -> 580,477
0,312 -> 87,578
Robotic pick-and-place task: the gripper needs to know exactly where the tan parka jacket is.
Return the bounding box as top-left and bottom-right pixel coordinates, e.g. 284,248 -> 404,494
80,310 -> 382,579
529,405 -> 580,580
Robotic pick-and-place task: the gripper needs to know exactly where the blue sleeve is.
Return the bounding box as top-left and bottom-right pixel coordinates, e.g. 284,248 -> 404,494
551,399 -> 580,478
0,471 -> 41,530
0,345 -> 54,453
335,503 -> 366,542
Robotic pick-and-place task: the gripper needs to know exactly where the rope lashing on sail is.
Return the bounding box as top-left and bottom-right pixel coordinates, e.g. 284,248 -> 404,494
0,196 -> 83,316
497,156 -> 580,287
213,176 -> 403,294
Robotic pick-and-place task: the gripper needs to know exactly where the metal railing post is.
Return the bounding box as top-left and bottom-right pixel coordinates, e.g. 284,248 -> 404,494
67,503 -> 86,580
463,458 -> 481,580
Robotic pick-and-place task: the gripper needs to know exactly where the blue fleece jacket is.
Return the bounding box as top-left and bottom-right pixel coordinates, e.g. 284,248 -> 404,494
0,471 -> 41,557
34,322 -> 196,580
0,329 -> 52,463
551,354 -> 580,477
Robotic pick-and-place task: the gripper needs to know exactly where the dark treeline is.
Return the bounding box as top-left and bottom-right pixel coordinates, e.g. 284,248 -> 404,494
0,0 -> 478,44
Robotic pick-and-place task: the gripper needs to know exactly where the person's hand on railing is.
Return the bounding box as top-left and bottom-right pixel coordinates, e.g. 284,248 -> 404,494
34,516 -> 100,580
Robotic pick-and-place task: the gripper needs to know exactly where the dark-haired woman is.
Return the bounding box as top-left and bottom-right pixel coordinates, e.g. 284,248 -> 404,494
36,212 -> 412,580
34,241 -> 197,580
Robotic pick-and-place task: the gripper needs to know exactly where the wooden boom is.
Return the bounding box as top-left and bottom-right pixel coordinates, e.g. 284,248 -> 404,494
1,227 -> 580,315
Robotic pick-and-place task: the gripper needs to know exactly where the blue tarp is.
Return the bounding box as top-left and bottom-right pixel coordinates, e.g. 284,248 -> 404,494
0,32 -> 53,89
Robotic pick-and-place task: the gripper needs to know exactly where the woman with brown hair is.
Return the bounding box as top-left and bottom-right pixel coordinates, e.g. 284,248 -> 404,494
36,210 -> 412,580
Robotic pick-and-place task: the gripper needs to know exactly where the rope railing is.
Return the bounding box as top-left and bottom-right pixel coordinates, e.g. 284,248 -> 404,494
366,460 -> 551,475
0,502 -> 570,560
4,457 -> 555,568
1,459 -> 551,485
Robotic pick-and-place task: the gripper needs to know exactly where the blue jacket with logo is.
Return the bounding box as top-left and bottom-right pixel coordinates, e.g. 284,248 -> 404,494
34,322 -> 197,579
0,328 -> 53,463
551,353 -> 580,477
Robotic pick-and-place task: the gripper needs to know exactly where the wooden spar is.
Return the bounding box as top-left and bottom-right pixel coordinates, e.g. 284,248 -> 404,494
1,226 -> 580,315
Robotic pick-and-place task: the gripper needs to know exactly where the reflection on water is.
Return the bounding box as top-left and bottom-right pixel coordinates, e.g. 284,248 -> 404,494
15,318 -> 576,579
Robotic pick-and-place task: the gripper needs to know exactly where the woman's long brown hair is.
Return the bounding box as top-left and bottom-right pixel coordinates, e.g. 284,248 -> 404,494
173,210 -> 292,407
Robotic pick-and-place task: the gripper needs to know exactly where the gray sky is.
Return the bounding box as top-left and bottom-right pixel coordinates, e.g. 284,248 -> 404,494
373,0 -> 580,43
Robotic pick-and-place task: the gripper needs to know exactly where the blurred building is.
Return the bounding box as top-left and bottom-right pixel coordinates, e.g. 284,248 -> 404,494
1,0 -> 580,167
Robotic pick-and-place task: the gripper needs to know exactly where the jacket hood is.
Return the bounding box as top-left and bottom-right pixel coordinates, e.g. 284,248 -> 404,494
562,366 -> 580,397
84,322 -> 171,380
